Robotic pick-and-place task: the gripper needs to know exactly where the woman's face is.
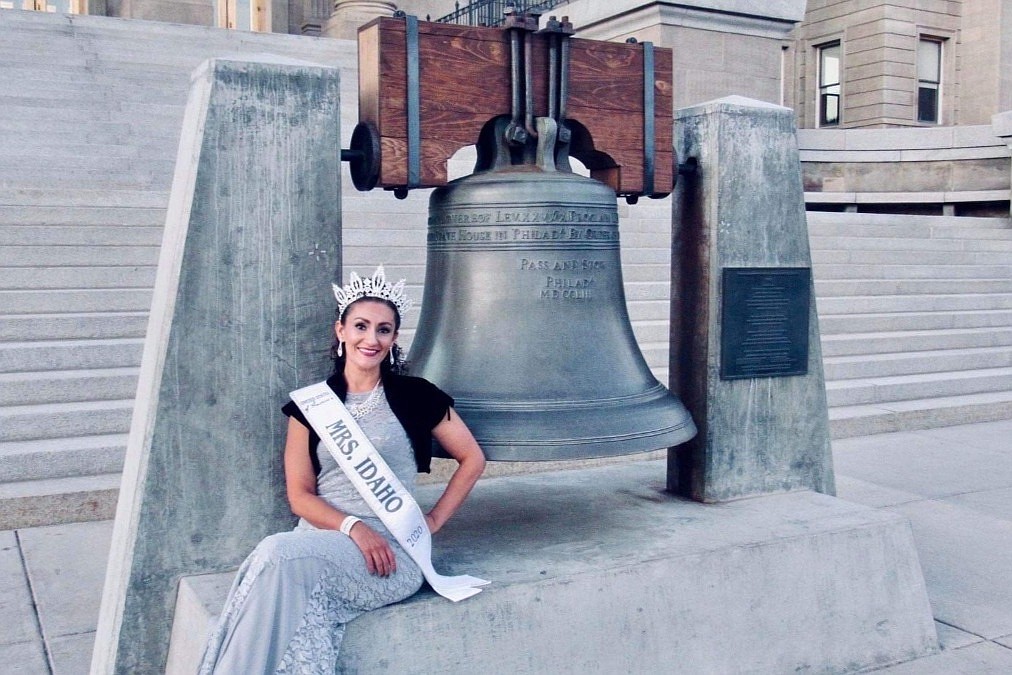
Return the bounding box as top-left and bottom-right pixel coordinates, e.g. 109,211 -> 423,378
336,299 -> 398,373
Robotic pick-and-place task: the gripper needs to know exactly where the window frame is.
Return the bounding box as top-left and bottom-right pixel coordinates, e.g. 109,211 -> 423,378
916,37 -> 943,124
817,41 -> 842,128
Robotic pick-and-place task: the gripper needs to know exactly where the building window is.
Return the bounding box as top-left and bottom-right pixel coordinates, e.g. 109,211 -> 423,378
818,42 -> 841,127
917,38 -> 942,123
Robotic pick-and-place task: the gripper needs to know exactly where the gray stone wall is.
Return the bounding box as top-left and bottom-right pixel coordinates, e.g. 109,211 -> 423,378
796,124 -> 1012,213
961,0 -> 1012,125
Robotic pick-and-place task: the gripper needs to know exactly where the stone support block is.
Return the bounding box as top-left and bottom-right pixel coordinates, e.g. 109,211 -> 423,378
167,461 -> 939,674
91,55 -> 343,673
669,96 -> 835,502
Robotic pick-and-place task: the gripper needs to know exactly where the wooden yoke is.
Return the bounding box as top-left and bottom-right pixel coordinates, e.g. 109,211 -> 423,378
354,15 -> 673,198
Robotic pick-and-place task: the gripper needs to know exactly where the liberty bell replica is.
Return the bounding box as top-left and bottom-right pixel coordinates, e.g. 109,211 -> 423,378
346,12 -> 696,460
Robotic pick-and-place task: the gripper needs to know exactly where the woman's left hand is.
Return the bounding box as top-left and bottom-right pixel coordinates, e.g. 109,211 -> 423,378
425,513 -> 439,535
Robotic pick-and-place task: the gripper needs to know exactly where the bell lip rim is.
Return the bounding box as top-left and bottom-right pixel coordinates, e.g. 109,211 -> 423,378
448,384 -> 679,411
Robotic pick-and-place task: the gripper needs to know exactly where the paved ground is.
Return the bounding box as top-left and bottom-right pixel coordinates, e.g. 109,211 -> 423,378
2,420 -> 1011,674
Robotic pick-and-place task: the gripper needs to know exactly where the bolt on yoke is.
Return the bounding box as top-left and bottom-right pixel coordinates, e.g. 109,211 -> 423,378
345,12 -> 676,200
500,9 -> 575,170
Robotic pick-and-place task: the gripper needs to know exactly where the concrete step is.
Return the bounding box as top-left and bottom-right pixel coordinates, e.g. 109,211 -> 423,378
0,222 -> 163,242
0,367 -> 139,405
0,471 -> 119,529
823,345 -> 1012,381
0,398 -> 133,442
630,319 -> 670,344
625,280 -> 671,301
0,173 -> 165,191
829,391 -> 1012,439
619,247 -> 670,265
813,263 -> 1012,280
0,338 -> 143,373
0,127 -> 132,147
0,142 -> 138,162
0,311 -> 148,340
0,288 -> 153,313
620,263 -> 670,283
812,249 -> 1012,265
0,265 -> 156,290
628,299 -> 668,321
819,309 -> 1012,334
0,63 -> 97,84
821,327 -> 1012,357
806,211 -> 1012,230
825,366 -> 1012,407
0,245 -> 160,266
0,93 -> 124,114
0,433 -> 126,482
807,221 -> 1012,240
809,235 -> 1012,253
0,49 -> 94,68
0,115 -> 138,136
0,152 -> 141,172
0,101 -> 114,124
817,293 -> 1012,314
638,343 -> 668,369
816,278 -> 1012,297
86,45 -> 355,73
0,77 -> 108,97
0,187 -> 169,208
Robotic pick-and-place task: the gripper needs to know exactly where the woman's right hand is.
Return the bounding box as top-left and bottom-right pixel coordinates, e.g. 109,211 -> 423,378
348,521 -> 397,577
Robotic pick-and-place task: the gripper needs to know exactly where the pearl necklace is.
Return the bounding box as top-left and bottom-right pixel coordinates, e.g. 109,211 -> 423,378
348,380 -> 384,419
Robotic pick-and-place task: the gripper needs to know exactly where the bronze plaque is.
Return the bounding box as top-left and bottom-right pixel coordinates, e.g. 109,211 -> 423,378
720,268 -> 811,380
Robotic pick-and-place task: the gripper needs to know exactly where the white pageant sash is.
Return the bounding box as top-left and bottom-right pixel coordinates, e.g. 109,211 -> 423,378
290,381 -> 489,602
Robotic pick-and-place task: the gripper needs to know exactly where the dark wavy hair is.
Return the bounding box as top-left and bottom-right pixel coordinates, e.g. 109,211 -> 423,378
331,297 -> 406,376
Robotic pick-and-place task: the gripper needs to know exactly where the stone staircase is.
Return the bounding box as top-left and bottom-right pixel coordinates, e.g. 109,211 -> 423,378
809,211 -> 1012,438
0,10 -> 356,528
2,11 -> 1011,529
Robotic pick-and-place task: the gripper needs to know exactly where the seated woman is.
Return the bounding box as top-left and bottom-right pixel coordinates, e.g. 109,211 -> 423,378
199,267 -> 486,674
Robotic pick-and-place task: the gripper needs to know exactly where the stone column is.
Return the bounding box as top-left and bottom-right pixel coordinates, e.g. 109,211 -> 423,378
669,96 -> 835,503
992,110 -> 1012,217
91,55 -> 343,673
323,0 -> 395,40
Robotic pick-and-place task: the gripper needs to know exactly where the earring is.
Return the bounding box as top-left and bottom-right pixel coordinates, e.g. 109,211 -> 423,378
337,341 -> 344,357
389,345 -> 396,365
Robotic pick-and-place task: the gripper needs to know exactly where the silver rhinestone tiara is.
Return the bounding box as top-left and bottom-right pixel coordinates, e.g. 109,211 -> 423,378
333,265 -> 414,317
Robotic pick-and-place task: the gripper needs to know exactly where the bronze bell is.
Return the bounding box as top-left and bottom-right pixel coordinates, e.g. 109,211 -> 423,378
408,120 -> 696,461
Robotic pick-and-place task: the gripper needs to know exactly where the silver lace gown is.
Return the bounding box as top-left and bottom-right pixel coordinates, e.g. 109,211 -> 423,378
198,389 -> 425,674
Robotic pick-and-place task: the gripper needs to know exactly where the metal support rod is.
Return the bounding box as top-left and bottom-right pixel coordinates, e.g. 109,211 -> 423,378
642,41 -> 655,196
548,34 -> 558,121
524,32 -> 537,138
559,34 -> 570,122
510,29 -> 522,127
405,14 -> 421,188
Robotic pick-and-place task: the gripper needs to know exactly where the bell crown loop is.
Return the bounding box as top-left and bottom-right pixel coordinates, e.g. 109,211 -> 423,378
333,265 -> 414,318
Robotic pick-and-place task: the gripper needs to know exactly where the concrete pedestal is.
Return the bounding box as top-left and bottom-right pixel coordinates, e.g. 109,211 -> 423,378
670,96 -> 835,502
168,461 -> 938,674
91,56 -> 343,673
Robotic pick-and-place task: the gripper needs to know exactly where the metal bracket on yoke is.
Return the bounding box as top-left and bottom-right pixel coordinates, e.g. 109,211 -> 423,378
404,13 -> 421,195
540,15 -> 574,169
642,41 -> 656,197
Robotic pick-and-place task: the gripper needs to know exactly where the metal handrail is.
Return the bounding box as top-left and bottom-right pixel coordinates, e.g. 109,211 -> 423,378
433,0 -> 567,27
